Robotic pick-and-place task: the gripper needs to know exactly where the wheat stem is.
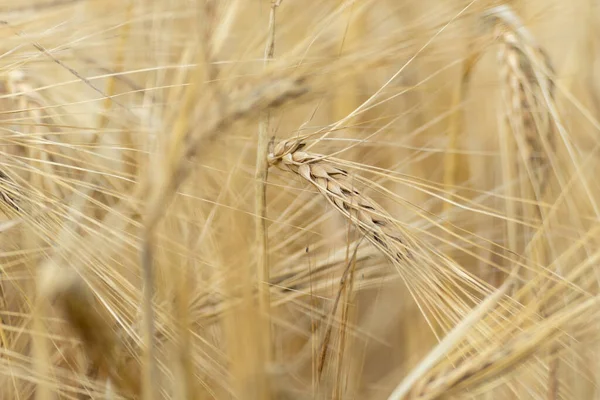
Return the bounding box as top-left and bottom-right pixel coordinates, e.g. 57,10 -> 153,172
255,0 -> 283,370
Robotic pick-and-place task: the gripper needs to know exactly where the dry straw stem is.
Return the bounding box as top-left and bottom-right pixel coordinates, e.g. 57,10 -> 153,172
255,0 -> 283,368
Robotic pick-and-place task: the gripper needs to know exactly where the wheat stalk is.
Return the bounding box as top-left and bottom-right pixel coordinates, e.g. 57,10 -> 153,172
255,0 -> 283,372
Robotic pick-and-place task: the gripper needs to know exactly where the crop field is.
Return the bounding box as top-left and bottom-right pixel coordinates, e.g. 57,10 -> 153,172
0,1 -> 598,399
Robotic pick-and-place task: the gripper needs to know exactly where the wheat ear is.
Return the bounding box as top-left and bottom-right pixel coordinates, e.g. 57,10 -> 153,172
485,5 -> 556,199
268,139 -> 413,266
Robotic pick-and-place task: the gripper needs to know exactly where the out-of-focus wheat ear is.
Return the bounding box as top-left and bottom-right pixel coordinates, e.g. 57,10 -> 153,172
483,4 -> 556,288
484,6 -> 558,395
485,5 -> 556,203
139,43 -> 315,398
484,6 -> 557,251
38,264 -> 141,399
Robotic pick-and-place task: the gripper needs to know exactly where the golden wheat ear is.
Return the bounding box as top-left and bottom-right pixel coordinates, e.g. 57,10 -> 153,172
269,138 -> 414,267
484,5 -> 556,199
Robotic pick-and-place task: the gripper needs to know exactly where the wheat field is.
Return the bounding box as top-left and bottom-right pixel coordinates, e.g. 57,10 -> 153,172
0,0 -> 599,399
